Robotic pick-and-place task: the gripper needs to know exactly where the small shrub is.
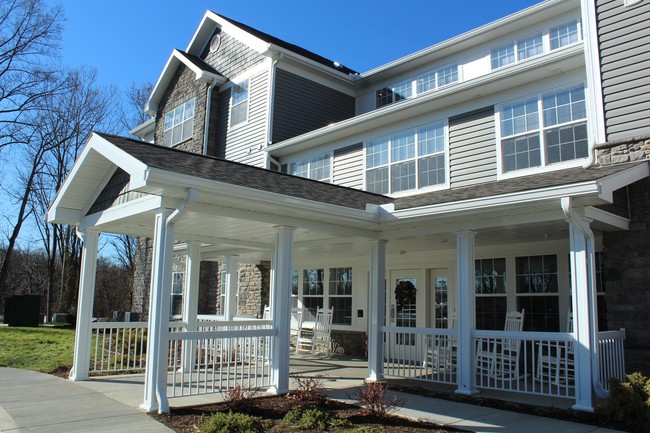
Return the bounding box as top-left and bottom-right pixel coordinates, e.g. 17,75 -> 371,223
340,427 -> 381,433
350,381 -> 405,418
290,375 -> 327,406
282,407 -> 344,430
221,385 -> 256,411
201,411 -> 260,433
600,372 -> 650,432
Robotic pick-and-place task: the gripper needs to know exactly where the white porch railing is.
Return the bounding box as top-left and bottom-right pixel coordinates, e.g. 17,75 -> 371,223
167,321 -> 275,397
382,326 -> 457,385
91,322 -> 149,373
382,326 -> 627,402
598,328 -> 626,392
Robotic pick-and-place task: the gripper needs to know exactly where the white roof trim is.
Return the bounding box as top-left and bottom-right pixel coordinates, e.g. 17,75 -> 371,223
145,49 -> 226,116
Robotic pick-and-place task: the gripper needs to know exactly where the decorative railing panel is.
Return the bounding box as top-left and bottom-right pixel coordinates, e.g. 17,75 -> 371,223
598,329 -> 626,392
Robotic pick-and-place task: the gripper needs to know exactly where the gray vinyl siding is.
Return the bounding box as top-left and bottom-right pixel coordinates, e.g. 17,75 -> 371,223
332,143 -> 363,189
272,68 -> 355,143
597,0 -> 650,141
448,107 -> 497,188
215,69 -> 269,167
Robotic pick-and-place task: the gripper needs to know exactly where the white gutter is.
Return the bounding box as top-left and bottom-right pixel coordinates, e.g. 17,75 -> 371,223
203,79 -> 219,155
264,54 -> 282,168
167,187 -> 199,225
561,197 -> 608,399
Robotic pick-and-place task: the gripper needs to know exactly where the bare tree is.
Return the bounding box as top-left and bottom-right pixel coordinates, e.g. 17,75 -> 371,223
119,81 -> 153,136
0,0 -> 63,149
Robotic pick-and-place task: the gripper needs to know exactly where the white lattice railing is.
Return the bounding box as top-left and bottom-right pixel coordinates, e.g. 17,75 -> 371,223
168,322 -> 275,397
598,328 -> 626,391
382,326 -> 457,385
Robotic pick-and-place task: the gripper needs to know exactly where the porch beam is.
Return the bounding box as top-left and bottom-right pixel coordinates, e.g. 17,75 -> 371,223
455,230 -> 478,396
269,226 -> 295,395
141,209 -> 174,413
367,239 -> 387,382
69,229 -> 99,381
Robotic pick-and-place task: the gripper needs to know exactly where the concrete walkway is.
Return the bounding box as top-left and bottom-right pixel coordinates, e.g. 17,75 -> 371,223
0,366 -> 625,433
0,368 -> 172,433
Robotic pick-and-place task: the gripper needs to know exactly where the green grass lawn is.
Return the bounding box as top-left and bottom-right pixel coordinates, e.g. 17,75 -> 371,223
0,326 -> 75,373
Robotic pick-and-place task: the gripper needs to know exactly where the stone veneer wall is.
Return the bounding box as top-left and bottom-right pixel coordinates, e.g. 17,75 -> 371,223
132,238 -> 153,318
595,135 -> 650,375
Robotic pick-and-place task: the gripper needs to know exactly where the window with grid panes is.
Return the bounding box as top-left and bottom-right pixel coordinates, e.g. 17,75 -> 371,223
230,79 -> 249,127
366,121 -> 446,194
171,272 -> 184,317
288,153 -> 331,182
302,269 -> 324,319
328,268 -> 352,325
475,258 -> 507,330
515,255 -> 559,331
550,20 -> 579,50
163,99 -> 195,146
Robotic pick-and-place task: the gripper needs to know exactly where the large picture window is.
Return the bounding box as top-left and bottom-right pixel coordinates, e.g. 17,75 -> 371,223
230,79 -> 249,127
499,84 -> 587,174
366,121 -> 446,194
163,99 -> 195,147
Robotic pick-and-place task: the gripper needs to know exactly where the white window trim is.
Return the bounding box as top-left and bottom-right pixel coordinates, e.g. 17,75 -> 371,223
228,78 -> 250,129
286,151 -> 333,182
294,267 -> 354,327
170,271 -> 184,318
363,119 -> 450,197
496,82 -> 589,180
375,64 -> 460,108
163,99 -> 195,147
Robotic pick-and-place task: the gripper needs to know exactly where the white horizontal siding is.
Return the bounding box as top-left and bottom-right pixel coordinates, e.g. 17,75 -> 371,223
333,147 -> 363,189
224,69 -> 269,167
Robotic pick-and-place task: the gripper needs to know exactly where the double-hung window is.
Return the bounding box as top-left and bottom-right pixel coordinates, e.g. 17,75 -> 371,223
163,99 -> 195,146
230,79 -> 249,127
375,65 -> 458,108
475,258 -> 507,330
500,83 -> 587,174
287,153 -> 331,182
366,120 -> 446,194
516,255 -> 559,332
170,272 -> 184,317
294,267 -> 353,326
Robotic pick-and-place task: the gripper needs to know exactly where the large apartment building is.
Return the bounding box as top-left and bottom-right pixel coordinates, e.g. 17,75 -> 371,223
49,0 -> 650,412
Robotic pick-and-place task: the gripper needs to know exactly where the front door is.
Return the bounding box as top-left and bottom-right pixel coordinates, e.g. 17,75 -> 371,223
427,268 -> 454,329
387,270 -> 420,362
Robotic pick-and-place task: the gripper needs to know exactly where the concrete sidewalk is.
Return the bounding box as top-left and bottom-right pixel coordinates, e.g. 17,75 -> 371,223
0,368 -> 172,433
0,367 -> 626,433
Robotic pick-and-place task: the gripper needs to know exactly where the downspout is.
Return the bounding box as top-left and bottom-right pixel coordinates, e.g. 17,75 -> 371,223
561,197 -> 608,398
155,187 -> 199,412
203,80 -> 219,156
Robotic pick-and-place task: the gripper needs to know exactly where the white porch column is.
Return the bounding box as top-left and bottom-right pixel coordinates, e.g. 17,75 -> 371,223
455,230 -> 478,395
568,217 -> 596,411
268,226 -> 294,395
69,229 -> 99,381
223,255 -> 239,321
367,239 -> 387,382
181,241 -> 201,372
141,209 -> 174,413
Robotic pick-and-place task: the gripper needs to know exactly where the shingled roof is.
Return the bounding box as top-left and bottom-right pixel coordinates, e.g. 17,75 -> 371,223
97,133 -> 390,211
176,49 -> 221,76
393,162 -> 646,210
216,13 -> 358,76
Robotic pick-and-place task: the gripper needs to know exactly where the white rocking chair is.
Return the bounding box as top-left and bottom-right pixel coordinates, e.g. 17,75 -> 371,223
536,310 -> 574,387
296,306 -> 333,355
476,309 -> 525,381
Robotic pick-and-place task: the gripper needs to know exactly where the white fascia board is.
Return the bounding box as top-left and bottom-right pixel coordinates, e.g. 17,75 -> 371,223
90,134 -> 150,185
188,11 -> 270,56
359,0 -> 574,79
585,206 -> 629,231
79,194 -> 163,231
129,117 -> 155,137
47,207 -> 81,225
268,45 -> 583,157
144,166 -> 381,225
388,181 -> 601,222
598,162 -> 650,202
271,45 -> 356,83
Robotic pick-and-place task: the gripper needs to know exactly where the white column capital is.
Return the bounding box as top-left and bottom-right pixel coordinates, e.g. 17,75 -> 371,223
273,225 -> 296,234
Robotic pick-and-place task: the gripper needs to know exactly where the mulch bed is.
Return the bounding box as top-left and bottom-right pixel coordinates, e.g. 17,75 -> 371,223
149,394 -> 467,433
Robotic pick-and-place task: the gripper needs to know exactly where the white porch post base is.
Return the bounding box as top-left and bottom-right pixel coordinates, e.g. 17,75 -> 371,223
366,239 -> 387,382
141,210 -> 174,413
69,230 -> 99,381
455,230 -> 478,396
269,226 -> 294,394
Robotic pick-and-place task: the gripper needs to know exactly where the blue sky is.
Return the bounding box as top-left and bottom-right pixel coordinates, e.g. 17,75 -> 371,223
60,0 -> 541,93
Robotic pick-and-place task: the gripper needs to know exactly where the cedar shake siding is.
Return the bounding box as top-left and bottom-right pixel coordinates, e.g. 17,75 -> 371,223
202,30 -> 266,79
597,0 -> 650,141
449,107 -> 497,188
272,68 -> 355,143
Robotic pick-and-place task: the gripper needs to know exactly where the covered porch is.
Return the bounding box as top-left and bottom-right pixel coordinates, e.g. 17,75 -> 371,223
47,133 -> 647,413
